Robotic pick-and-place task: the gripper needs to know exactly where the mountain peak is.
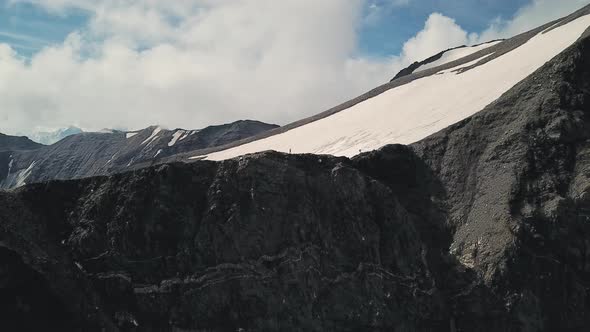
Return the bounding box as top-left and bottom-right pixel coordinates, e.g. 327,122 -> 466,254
27,126 -> 84,145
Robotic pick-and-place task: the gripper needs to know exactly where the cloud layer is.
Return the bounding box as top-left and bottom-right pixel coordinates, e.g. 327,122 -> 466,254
479,0 -> 590,41
1,0 -> 588,135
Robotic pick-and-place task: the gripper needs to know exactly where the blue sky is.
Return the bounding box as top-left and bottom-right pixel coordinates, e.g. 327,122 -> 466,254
0,0 -> 588,134
0,1 -> 88,56
359,0 -> 531,56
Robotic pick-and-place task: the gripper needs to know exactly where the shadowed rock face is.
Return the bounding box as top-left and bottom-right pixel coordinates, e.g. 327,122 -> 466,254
409,27 -> 590,331
1,17 -> 590,332
0,149 -> 454,331
0,246 -> 75,331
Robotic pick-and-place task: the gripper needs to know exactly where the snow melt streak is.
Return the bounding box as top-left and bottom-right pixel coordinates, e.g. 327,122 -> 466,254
415,41 -> 502,73
168,130 -> 185,147
15,161 -> 36,187
141,127 -> 162,146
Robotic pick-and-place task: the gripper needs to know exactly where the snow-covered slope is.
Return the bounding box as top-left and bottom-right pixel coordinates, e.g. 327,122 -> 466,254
413,41 -> 502,73
193,9 -> 590,161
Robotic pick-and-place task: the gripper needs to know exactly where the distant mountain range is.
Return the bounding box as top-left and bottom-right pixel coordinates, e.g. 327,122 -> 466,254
0,120 -> 278,188
25,126 -> 84,145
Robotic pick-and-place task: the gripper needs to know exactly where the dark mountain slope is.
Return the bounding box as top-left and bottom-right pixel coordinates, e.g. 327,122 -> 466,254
0,152 -> 443,331
0,120 -> 277,189
0,27 -> 590,331
0,133 -> 43,152
0,133 -> 44,186
407,25 -> 590,330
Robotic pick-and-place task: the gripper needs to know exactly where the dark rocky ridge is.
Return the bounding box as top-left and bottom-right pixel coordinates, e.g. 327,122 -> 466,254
0,133 -> 43,152
389,40 -> 503,81
0,120 -> 277,189
1,24 -> 590,331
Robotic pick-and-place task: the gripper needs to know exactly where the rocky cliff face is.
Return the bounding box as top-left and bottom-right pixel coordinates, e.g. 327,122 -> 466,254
1,17 -> 590,332
410,25 -> 590,331
0,147 -> 454,332
0,134 -> 44,187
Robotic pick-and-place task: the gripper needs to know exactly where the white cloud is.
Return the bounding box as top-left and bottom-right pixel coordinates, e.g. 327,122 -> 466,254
2,0 -> 383,134
478,0 -> 590,41
395,0 -> 590,66
399,13 -> 473,63
0,0 -> 588,136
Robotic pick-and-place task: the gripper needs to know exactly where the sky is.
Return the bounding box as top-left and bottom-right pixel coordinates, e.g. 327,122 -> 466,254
0,0 -> 589,135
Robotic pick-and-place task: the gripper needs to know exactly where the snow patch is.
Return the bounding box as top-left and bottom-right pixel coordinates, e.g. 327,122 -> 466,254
154,149 -> 162,158
415,41 -> 502,73
15,161 -> 36,187
179,131 -> 190,141
97,129 -> 114,134
126,132 -> 138,139
168,130 -> 184,147
141,127 -> 162,146
437,52 -> 495,74
542,20 -> 563,34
